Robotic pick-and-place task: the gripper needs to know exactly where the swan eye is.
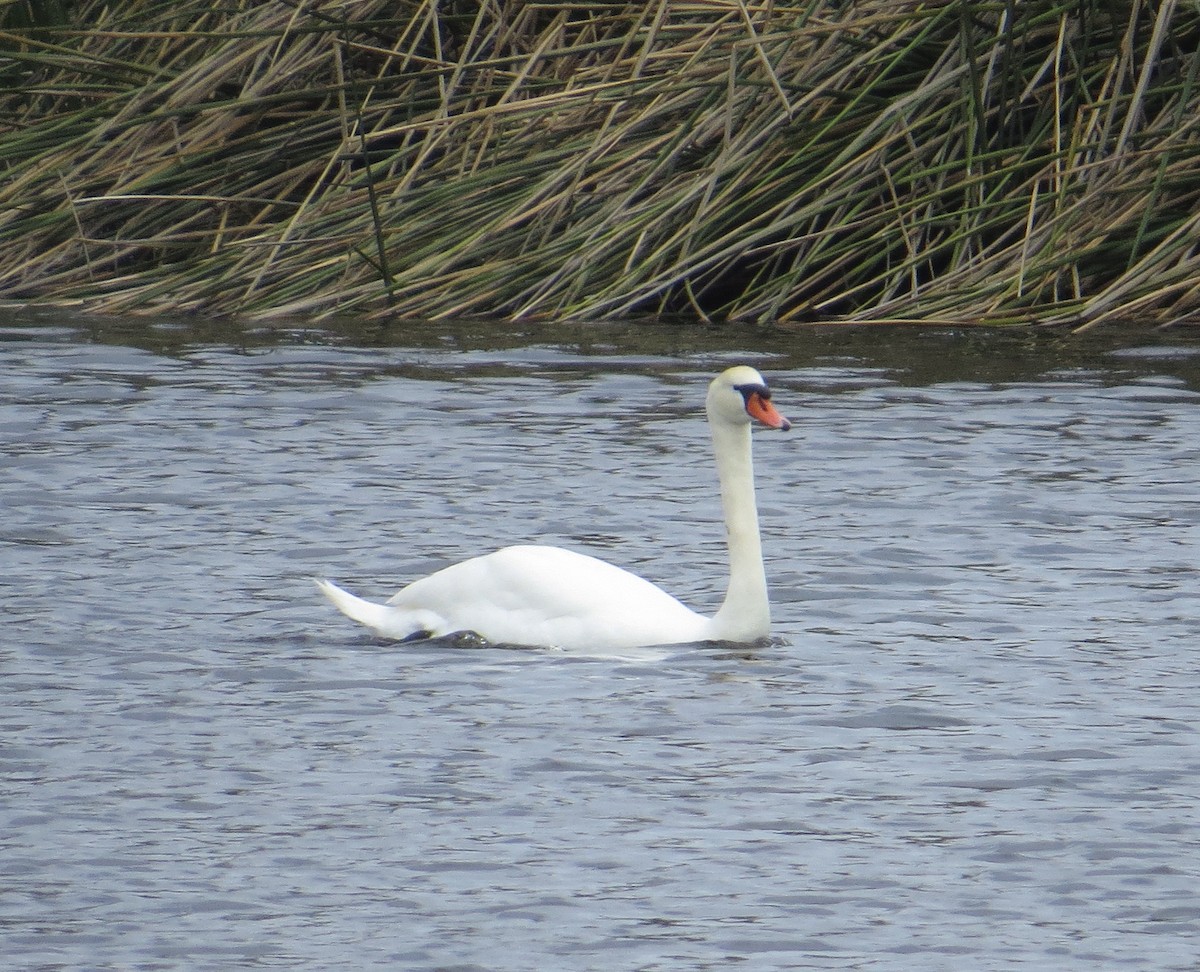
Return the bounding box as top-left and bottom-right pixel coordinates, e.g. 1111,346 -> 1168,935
733,382 -> 771,404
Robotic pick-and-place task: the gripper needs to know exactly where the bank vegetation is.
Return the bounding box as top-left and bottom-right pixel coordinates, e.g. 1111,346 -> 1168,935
1,0 -> 1198,327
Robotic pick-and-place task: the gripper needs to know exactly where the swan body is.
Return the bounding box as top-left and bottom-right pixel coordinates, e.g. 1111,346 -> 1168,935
318,366 -> 789,652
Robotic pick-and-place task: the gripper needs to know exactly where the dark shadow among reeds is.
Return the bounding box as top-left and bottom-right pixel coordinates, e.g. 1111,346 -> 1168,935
1,1 -> 1198,326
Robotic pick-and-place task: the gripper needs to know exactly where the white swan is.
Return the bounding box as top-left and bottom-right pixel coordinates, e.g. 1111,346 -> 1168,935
317,365 -> 790,652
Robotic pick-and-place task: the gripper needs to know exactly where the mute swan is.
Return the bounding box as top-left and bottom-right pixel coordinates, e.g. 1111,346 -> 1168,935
317,365 -> 790,651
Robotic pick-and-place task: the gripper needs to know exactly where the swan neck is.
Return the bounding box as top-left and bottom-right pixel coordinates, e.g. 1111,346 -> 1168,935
709,414 -> 770,640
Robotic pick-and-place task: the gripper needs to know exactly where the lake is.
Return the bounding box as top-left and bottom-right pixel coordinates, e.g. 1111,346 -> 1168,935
3,310 -> 1198,970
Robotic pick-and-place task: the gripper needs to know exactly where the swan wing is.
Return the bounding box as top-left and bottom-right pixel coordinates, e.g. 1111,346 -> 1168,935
377,545 -> 710,651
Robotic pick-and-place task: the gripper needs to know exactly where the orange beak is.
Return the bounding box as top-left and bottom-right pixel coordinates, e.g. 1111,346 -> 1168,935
745,392 -> 791,431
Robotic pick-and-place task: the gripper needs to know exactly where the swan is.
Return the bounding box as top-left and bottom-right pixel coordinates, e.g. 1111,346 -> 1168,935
316,365 -> 790,652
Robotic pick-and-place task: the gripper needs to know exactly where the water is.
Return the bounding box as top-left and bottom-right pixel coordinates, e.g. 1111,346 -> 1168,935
3,311 -> 1199,970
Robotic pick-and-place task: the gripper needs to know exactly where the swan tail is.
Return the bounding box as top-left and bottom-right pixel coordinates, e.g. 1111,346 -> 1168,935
314,579 -> 435,641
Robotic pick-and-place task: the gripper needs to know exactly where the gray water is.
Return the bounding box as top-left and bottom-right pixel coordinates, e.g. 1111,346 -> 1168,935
3,311 -> 1199,970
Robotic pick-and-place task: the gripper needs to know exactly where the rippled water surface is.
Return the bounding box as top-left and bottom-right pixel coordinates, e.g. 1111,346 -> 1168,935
4,311 -> 1199,970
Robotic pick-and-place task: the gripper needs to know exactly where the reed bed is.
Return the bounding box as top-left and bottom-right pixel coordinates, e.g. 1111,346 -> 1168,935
1,0 -> 1198,326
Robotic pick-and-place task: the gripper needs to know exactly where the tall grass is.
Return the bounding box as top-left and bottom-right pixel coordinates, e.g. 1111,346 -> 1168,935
1,1 -> 1197,326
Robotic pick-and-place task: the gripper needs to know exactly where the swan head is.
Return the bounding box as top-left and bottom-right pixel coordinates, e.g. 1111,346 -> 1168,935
707,366 -> 791,431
